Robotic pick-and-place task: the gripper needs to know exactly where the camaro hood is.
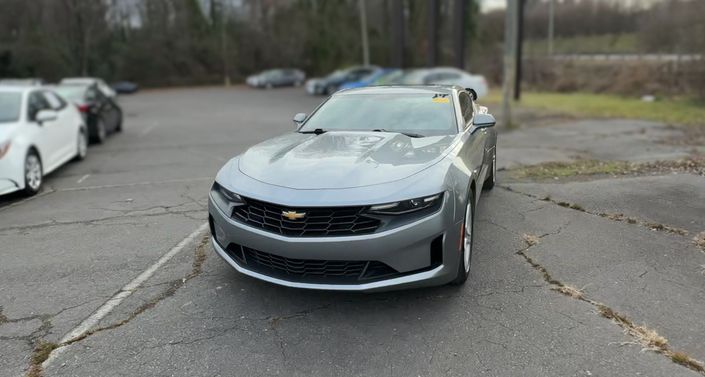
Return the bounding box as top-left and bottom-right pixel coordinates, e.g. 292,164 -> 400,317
238,131 -> 457,189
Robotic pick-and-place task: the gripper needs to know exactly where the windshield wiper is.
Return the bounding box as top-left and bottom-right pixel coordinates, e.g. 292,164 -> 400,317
372,129 -> 424,138
299,128 -> 327,135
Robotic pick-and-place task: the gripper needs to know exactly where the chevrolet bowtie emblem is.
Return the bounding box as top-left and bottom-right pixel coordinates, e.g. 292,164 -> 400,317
282,210 -> 306,220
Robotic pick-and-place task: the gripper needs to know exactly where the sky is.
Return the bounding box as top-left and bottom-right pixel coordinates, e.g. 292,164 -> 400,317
481,0 -> 506,12
480,0 -> 667,13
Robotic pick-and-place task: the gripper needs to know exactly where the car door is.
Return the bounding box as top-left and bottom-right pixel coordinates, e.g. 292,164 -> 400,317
457,92 -> 487,199
430,71 -> 463,86
42,90 -> 75,163
90,86 -> 118,132
26,91 -> 62,171
281,70 -> 295,86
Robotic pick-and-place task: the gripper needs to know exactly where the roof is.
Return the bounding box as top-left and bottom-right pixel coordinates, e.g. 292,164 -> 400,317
0,85 -> 35,93
335,85 -> 460,96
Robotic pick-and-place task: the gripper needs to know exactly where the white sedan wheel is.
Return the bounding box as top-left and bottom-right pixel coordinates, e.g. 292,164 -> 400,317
25,153 -> 42,192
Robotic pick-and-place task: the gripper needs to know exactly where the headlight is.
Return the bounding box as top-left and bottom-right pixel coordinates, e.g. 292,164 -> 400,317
210,182 -> 244,214
0,141 -> 10,159
367,193 -> 443,215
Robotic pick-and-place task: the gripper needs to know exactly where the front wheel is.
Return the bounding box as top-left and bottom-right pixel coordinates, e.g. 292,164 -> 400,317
115,111 -> 123,132
92,118 -> 107,144
23,150 -> 43,196
450,194 -> 474,285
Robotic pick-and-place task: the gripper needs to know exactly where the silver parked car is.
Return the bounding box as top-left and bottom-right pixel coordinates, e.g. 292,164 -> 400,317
208,85 -> 497,291
246,69 -> 305,89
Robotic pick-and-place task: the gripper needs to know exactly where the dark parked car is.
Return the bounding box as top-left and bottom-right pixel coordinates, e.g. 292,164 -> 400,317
305,66 -> 379,95
111,81 -> 139,94
246,69 -> 305,89
52,84 -> 122,144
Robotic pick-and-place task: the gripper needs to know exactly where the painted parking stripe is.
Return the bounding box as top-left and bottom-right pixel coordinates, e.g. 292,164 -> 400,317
42,222 -> 209,369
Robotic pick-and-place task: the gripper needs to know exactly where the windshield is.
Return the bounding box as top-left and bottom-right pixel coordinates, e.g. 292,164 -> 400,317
326,69 -> 346,80
300,93 -> 457,137
373,70 -> 404,85
0,92 -> 22,123
53,85 -> 87,102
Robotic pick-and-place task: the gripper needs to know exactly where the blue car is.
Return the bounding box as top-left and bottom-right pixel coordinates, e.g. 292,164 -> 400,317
339,68 -> 399,90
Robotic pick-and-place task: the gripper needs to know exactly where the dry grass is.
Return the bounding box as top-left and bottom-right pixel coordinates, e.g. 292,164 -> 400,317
631,324 -> 669,349
510,157 -> 705,181
26,341 -> 58,377
670,352 -> 705,372
597,305 -> 669,350
694,231 -> 705,253
603,213 -> 637,224
554,285 -> 585,299
522,233 -> 540,247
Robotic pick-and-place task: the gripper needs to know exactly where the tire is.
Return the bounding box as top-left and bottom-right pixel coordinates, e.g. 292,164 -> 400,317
74,128 -> 88,161
483,150 -> 496,190
92,118 -> 107,144
23,150 -> 43,196
324,85 -> 336,95
115,111 -> 123,132
450,192 -> 474,285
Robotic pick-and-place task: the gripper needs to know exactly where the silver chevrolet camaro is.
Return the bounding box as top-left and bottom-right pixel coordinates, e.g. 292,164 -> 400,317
208,85 -> 497,291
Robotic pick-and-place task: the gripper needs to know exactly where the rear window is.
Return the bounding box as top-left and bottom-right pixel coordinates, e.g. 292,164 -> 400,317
0,92 -> 22,123
53,85 -> 87,102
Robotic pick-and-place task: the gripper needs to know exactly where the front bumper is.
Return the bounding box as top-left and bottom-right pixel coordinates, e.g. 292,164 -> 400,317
0,145 -> 25,196
0,178 -> 20,196
209,195 -> 462,292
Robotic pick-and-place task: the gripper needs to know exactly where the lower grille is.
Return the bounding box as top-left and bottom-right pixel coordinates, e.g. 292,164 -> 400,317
225,243 -> 399,284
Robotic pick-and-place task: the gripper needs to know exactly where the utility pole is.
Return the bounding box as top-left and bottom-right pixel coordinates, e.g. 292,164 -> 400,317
221,0 -> 231,86
502,0 -> 519,128
514,0 -> 525,100
359,0 -> 370,66
548,0 -> 555,55
427,0 -> 438,67
453,0 -> 466,70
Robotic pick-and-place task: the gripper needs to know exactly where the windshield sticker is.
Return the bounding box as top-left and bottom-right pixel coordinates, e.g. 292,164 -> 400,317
432,97 -> 449,103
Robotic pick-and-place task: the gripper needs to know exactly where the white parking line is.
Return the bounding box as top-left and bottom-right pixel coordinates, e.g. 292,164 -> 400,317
42,222 -> 209,369
76,174 -> 90,184
140,122 -> 159,136
60,177 -> 213,192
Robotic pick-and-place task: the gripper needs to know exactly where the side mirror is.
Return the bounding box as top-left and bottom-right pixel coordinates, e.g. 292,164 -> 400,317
35,109 -> 57,124
465,88 -> 478,101
293,112 -> 307,126
473,113 -> 495,128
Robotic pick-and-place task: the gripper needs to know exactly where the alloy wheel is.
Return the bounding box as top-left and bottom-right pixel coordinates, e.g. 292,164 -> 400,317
463,201 -> 473,273
25,154 -> 42,191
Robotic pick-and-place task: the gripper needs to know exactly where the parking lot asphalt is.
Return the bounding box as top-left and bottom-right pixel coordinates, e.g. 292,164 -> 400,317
1,87 -> 703,377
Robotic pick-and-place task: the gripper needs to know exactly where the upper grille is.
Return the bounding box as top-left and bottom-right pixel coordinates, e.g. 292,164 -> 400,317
231,196 -> 381,237
226,243 -> 399,283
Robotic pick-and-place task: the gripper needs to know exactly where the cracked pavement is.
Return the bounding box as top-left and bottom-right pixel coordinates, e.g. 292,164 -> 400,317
2,87 -> 704,376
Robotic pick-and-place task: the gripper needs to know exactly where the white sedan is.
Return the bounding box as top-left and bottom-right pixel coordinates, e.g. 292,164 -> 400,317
402,67 -> 489,99
0,86 -> 88,196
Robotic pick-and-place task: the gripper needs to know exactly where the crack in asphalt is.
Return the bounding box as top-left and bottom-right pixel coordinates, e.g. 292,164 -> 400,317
501,185 -> 691,237
0,208 -> 205,234
21,235 -> 211,377
0,299 -> 106,377
516,231 -> 705,375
